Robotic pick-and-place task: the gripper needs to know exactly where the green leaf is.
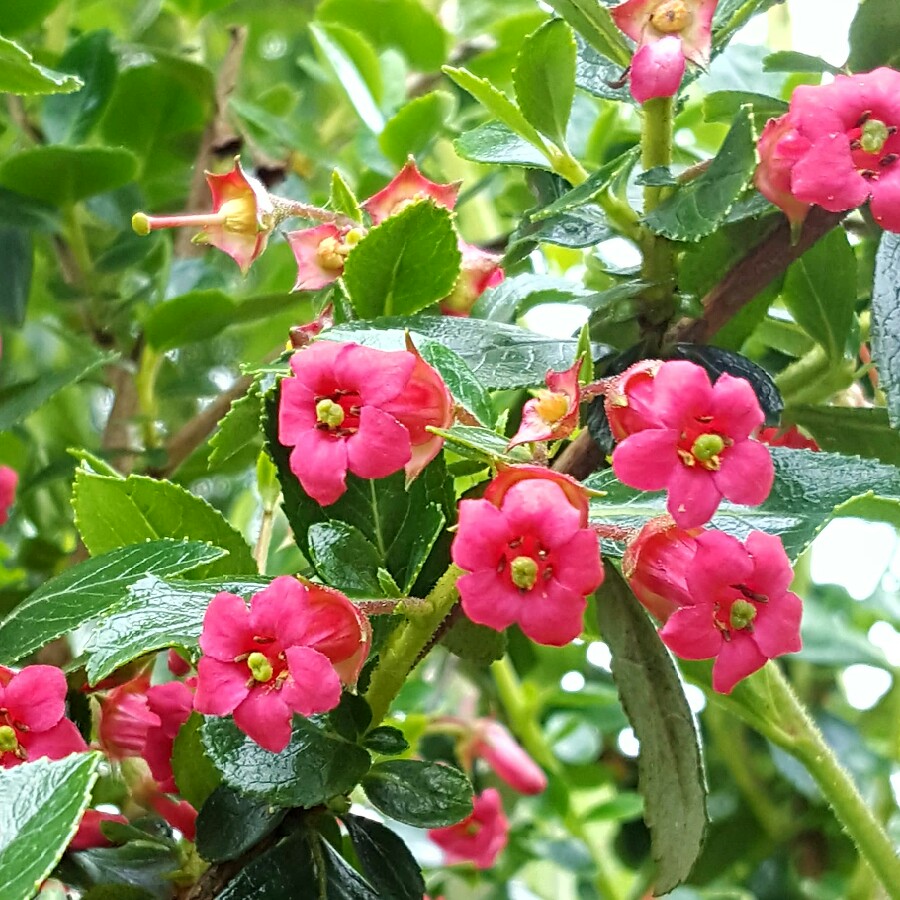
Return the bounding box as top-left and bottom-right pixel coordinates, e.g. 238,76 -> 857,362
82,576 -> 268,685
41,30 -> 117,143
762,50 -> 842,75
782,228 -> 856,362
166,0 -> 238,20
443,65 -> 548,153
172,713 -> 222,810
0,187 -> 60,232
542,0 -> 632,67
0,753 -> 101,900
472,273 -> 595,322
324,314 -> 608,389
871,232 -> 900,428
702,90 -> 788,123
379,90 -> 456,166
321,838 -> 380,899
209,379 -> 263,469
849,0 -> 900,70
363,726 -> 409,755
71,843 -> 180,896
72,468 -> 256,577
0,146 -> 137,206
308,522 -> 386,597
343,815 -> 425,900
644,107 -> 757,241
712,0 -> 783,49
788,406 -> 900,467
342,200 -> 461,318
595,564 -> 707,894
0,0 -> 65,34
574,34 -> 634,105
0,540 -> 224,665
441,615 -> 508,666
330,170 -> 363,222
430,424 -> 531,466
418,341 -> 495,426
454,121 -> 552,169
215,829 -> 315,899
202,715 -> 372,808
0,227 -> 32,327
585,792 -> 644,822
195,786 -> 285,864
514,19 -> 577,146
0,34 -> 82,96
362,759 -> 473,828
0,345 -> 116,431
587,447 -> 900,562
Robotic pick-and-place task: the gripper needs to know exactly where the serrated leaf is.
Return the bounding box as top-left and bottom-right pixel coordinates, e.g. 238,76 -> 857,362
430,424 -> 531,466
216,829 -> 315,899
362,759 -> 473,827
195,786 -> 285,864
871,232 -> 900,429
0,35 -> 82,96
343,815 -> 425,900
472,273 -> 595,323
0,753 -> 101,900
202,715 -> 371,808
0,541 -> 225,665
644,107 -> 756,241
379,90 -> 456,165
308,522 -> 385,597
209,380 -> 263,468
543,0 -> 632,67
595,564 -> 706,894
514,19 -> 576,146
342,200 -> 461,317
788,406 -> 900,467
172,713 -> 222,810
454,121 -> 552,169
418,341 -> 495,426
72,468 -> 256,577
587,447 -> 900,562
82,575 -> 269,684
330,169 -> 363,222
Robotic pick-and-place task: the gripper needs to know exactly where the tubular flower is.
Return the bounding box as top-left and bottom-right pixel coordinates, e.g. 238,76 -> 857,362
660,530 -> 802,693
428,788 -> 509,869
462,720 -> 548,795
98,675 -> 160,760
452,469 -> 603,646
440,241 -> 505,317
756,68 -> 900,232
0,465 -> 17,525
143,681 -> 194,792
278,340 -> 451,505
611,360 -> 773,528
362,157 -> 460,224
193,576 -> 370,752
603,359 -> 664,441
754,113 -> 813,229
611,0 -> 718,103
0,665 -> 87,768
132,157 -> 275,274
508,359 -> 582,448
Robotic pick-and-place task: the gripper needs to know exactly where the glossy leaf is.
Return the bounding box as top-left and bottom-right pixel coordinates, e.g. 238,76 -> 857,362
208,379 -> 263,469
0,227 -> 32,327
595,563 -> 707,894
379,90 -> 456,165
195,786 -> 285,864
788,406 -> 900,467
870,232 -> 900,428
308,522 -> 386,597
543,0 -> 632,67
343,814 -> 426,900
363,726 -> 410,755
0,35 -> 82,96
0,540 -> 225,665
454,121 -> 552,169
418,341 -> 495,427
574,34 -> 633,105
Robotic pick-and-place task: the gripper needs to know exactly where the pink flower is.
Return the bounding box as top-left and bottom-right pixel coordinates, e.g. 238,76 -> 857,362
167,649 -> 192,677
150,793 -> 197,841
611,361 -> 773,528
0,665 -> 87,768
622,517 -> 700,621
754,113 -> 812,228
286,223 -> 365,291
485,465 -> 593,525
0,466 -> 16,525
508,359 -> 581,448
143,681 -> 194,792
428,788 -> 509,869
289,306 -> 336,348
132,157 -> 275,273
611,0 -> 718,103
193,576 -> 370,752
362,158 -> 460,225
755,425 -> 819,451
439,241 -> 505,317
69,810 -> 129,851
452,469 -> 603,646
99,675 -> 160,760
603,359 -> 663,441
463,720 -> 547,795
278,340 -> 451,505
660,530 -> 802,693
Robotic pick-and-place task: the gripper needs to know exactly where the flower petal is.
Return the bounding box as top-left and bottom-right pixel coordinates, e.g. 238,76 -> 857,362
552,529 -> 603,596
660,604 -> 723,659
5,666 -> 66,732
281,646 -> 343,716
20,718 -> 87,762
289,429 -> 349,506
630,37 -> 685,105
451,499 -> 512,572
517,581 -> 587,646
712,635 -> 768,693
753,590 -> 803,658
233,688 -> 294,753
193,657 -> 250,716
791,134 -> 870,212
612,429 -> 679,490
198,593 -> 252,660
346,406 -> 411,479
502,481 -> 582,549
710,374 -> 765,437
714,440 -> 774,506
457,570 -> 522,632
666,465 -> 722,528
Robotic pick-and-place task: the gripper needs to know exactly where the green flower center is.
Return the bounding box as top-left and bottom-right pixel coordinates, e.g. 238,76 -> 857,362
0,725 -> 18,752
316,398 -> 346,428
861,118 -> 890,154
510,556 -> 539,590
247,651 -> 274,683
730,599 -> 757,631
691,433 -> 725,462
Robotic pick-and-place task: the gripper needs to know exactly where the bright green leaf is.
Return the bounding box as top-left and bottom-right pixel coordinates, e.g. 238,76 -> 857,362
0,0 -> 66,34
542,0 -> 632,67
454,121 -> 552,169
379,90 -> 456,165
418,341 -> 495,426
208,380 -> 263,469
0,34 -> 82,95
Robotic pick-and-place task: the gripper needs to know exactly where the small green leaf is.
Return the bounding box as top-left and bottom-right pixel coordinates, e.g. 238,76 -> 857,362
330,169 -> 363,222
308,522 -> 386,597
379,91 -> 456,166
702,90 -> 788,123
0,541 -> 225,665
542,0 -> 632,67
441,615 -> 508,666
172,713 -> 222,810
343,814 -> 426,900
762,50 -> 843,75
0,753 -> 101,900
418,341 -> 495,426
363,726 -> 409,755
0,34 -> 82,96
429,424 -> 531,466
644,106 -> 757,241
362,759 -> 473,827
849,0 -> 900,70
203,715 -> 372,808
209,380 -> 263,469
0,227 -> 32,327
595,564 -> 707,894
343,200 -> 461,318
71,842 -> 181,895
514,19 -> 577,146
870,232 -> 900,428
195,786 -> 285,864
454,121 -> 552,169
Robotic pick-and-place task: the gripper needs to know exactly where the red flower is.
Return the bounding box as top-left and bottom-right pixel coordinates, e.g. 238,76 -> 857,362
0,466 -> 17,525
508,359 -> 581,448
611,361 -> 773,528
0,665 -> 87,768
452,469 -> 602,646
132,157 -> 274,273
754,113 -> 812,229
193,576 -> 370,752
659,530 -> 802,693
143,681 -> 194,792
69,809 -> 129,851
603,359 -> 663,441
278,340 -> 451,505
463,720 -> 547,795
99,675 -> 160,760
286,223 -> 365,291
755,425 -> 819,451
439,241 -> 505,317
428,788 -> 509,869
362,158 -> 460,225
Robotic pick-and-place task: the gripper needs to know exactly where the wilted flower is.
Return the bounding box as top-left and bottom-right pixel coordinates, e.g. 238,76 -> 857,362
508,359 -> 581,448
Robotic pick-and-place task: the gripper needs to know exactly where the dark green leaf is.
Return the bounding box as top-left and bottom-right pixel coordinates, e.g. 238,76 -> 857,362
308,522 -> 385,597
418,341 -> 495,426
472,273 -> 595,322
0,541 -> 225,665
0,227 -> 32,326
0,753 -> 101,900
203,714 -> 371,809
322,838 -> 380,900
72,468 -> 256,577
441,615 -> 508,666
0,35 -> 82,95
762,50 -> 842,75
362,759 -> 473,827
216,829 -> 315,899
379,91 -> 456,165
342,200 -> 461,318
195,786 -> 285,864
702,90 -> 788,123
328,692 -> 373,742
209,380 -> 263,468
849,0 -> 900,70
0,187 -> 60,232
343,814 -> 425,900
595,564 -> 707,894
514,19 -> 577,146
41,31 -> 117,143
871,232 -> 900,428
71,842 -> 183,896
363,726 -> 409,755
788,406 -> 900,467
644,107 -> 757,241
543,0 -> 632,67
574,34 -> 633,104
782,228 -> 856,362
82,576 -> 268,684
508,203 -> 614,259
172,713 -> 222,810
454,121 -> 552,169
0,146 -> 137,206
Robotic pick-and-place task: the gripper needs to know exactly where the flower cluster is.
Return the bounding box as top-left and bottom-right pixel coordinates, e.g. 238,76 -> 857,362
755,67 -> 900,232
